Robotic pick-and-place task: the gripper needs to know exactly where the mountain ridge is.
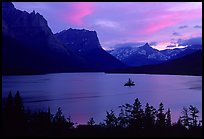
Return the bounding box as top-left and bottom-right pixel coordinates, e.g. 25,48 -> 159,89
107,50 -> 202,76
108,42 -> 202,67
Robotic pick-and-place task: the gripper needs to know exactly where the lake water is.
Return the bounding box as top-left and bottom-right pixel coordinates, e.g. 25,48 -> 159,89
2,73 -> 202,125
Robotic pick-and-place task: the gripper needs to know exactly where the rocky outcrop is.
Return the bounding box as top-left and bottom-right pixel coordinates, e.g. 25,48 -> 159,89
55,28 -> 102,55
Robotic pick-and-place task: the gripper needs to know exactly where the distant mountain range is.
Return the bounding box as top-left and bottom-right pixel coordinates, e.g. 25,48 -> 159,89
109,43 -> 167,66
108,43 -> 202,67
107,50 -> 202,76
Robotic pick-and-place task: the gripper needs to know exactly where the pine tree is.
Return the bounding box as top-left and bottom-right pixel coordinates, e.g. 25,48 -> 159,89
189,105 -> 199,127
87,117 -> 95,126
118,105 -> 129,128
53,107 -> 67,126
180,107 -> 190,128
105,110 -> 118,128
144,103 -> 156,128
156,102 -> 166,128
173,116 -> 184,129
166,108 -> 171,127
2,91 -> 14,135
4,91 -> 13,116
130,98 -> 144,128
14,91 -> 24,114
66,116 -> 74,128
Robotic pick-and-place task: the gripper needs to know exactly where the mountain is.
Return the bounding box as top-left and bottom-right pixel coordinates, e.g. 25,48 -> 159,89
55,28 -> 126,71
109,42 -> 202,67
2,2 -> 88,75
160,44 -> 202,60
107,50 -> 202,76
109,43 -> 167,67
159,48 -> 185,59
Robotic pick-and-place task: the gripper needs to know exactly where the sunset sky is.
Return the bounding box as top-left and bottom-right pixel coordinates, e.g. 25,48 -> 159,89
13,2 -> 202,50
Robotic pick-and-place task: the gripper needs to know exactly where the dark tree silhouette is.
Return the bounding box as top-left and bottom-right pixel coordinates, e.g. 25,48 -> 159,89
171,116 -> 187,132
156,102 -> 166,128
3,91 -> 27,136
33,108 -> 52,129
118,105 -> 129,128
4,91 -> 13,115
14,91 -> 27,132
166,108 -> 171,127
123,103 -> 133,126
87,117 -> 95,126
14,91 -> 24,114
66,116 -> 74,129
105,110 -> 118,128
180,107 -> 190,128
144,103 -> 156,128
130,98 -> 144,128
2,91 -> 14,136
2,93 -> 202,137
53,107 -> 67,126
189,105 -> 199,127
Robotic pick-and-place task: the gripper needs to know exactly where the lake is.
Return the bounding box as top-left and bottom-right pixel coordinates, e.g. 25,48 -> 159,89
2,73 -> 202,125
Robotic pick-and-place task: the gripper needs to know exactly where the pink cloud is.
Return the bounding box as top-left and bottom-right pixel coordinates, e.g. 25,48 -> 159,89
62,2 -> 94,25
135,9 -> 201,35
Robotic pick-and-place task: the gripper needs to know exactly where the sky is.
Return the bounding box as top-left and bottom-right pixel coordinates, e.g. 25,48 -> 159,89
13,2 -> 202,50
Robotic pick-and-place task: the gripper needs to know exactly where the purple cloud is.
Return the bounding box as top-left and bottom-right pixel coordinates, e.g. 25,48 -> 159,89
194,25 -> 202,29
172,32 -> 181,36
178,25 -> 188,29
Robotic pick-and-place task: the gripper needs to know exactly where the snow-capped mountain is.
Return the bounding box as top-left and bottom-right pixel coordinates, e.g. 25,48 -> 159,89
160,48 -> 185,59
108,50 -> 202,76
160,44 -> 202,60
108,42 -> 202,67
109,43 -> 168,66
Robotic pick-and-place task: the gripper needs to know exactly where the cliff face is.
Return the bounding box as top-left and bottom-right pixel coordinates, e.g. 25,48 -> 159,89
2,2 -> 86,75
55,29 -> 126,71
3,2 -> 64,52
55,28 -> 102,56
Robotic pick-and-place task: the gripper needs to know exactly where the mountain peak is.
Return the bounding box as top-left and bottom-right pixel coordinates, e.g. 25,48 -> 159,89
31,10 -> 36,14
2,2 -> 15,10
140,43 -> 152,50
143,43 -> 150,47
